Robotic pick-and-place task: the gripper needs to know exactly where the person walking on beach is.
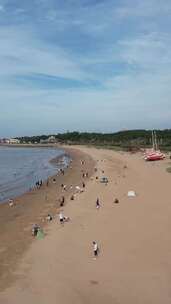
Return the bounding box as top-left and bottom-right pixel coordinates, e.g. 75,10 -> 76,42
92,241 -> 99,259
96,198 -> 100,209
60,196 -> 65,207
59,211 -> 64,224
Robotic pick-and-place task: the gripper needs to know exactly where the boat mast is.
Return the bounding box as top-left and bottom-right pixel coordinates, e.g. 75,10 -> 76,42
152,131 -> 155,150
154,131 -> 158,150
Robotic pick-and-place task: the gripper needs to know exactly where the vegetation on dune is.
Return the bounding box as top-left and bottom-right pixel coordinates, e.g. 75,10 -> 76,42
16,129 -> 171,151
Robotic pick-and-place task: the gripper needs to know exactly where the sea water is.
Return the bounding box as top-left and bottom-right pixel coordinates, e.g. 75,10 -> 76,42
0,146 -> 69,203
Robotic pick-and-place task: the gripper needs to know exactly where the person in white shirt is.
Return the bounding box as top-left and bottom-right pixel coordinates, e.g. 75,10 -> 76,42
59,211 -> 64,224
92,241 -> 99,257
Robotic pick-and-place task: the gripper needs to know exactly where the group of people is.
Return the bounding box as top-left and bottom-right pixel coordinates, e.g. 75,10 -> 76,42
35,180 -> 43,189
60,169 -> 65,175
82,172 -> 88,178
31,159 -> 104,259
32,223 -> 40,236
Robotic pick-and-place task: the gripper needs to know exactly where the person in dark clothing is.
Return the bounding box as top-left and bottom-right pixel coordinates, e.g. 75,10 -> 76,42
96,198 -> 100,209
60,196 -> 65,207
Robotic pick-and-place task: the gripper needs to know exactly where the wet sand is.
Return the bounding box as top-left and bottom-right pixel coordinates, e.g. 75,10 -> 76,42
1,146 -> 171,304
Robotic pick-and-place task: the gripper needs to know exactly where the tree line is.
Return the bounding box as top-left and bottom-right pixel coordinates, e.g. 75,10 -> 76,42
17,129 -> 171,150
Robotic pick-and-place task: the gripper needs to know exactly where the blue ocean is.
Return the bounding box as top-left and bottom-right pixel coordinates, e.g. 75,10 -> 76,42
0,146 -> 69,203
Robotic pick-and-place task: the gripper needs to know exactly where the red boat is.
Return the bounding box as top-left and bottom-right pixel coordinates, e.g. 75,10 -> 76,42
144,131 -> 165,161
144,150 -> 165,161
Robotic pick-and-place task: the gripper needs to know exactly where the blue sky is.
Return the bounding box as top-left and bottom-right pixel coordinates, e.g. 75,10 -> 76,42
0,0 -> 171,137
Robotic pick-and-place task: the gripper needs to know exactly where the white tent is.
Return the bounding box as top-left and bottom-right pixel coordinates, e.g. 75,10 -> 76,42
127,191 -> 136,197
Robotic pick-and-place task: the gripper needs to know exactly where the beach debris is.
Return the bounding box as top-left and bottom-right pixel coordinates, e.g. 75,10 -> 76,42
70,194 -> 75,200
127,191 -> 136,198
90,280 -> 99,285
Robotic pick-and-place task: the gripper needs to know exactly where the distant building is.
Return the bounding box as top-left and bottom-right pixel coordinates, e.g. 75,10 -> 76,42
9,138 -> 20,144
0,138 -> 10,144
40,136 -> 57,144
47,136 -> 56,143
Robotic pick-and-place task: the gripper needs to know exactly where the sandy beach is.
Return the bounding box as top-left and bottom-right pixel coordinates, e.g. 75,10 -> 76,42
0,147 -> 95,290
0,145 -> 171,304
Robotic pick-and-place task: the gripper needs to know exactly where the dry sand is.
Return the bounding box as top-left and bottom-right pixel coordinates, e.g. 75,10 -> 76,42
0,146 -> 171,304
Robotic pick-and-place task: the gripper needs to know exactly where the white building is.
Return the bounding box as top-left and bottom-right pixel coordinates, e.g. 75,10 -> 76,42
47,136 -> 56,143
9,138 -> 20,144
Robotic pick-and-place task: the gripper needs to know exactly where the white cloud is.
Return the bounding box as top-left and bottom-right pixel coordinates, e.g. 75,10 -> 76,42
0,26 -> 86,81
0,0 -> 171,136
0,4 -> 4,11
117,33 -> 171,68
115,0 -> 171,19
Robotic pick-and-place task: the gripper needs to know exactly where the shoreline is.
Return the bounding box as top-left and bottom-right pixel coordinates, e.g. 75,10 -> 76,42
0,147 -> 96,291
0,146 -> 70,205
